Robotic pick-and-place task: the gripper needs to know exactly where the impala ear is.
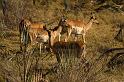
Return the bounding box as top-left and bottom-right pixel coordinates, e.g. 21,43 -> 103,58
90,12 -> 96,19
43,25 -> 47,30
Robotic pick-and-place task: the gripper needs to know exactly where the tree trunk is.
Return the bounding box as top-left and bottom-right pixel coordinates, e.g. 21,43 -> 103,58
1,0 -> 8,16
33,0 -> 36,5
64,0 -> 70,11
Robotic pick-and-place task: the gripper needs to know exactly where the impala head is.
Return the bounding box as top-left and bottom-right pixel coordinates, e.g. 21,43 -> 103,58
23,19 -> 31,27
43,25 -> 47,30
90,14 -> 99,24
58,16 -> 67,27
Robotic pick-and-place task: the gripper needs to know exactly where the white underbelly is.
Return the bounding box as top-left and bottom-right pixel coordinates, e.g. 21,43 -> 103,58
37,35 -> 49,43
72,26 -> 83,35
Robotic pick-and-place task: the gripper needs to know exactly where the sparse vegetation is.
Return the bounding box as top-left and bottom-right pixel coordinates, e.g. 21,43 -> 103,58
0,0 -> 124,82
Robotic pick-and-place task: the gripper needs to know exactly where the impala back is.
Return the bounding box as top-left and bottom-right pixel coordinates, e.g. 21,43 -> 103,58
52,41 -> 84,63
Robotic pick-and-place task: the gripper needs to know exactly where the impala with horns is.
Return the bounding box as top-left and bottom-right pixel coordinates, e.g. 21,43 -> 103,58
19,19 -> 46,51
59,13 -> 99,43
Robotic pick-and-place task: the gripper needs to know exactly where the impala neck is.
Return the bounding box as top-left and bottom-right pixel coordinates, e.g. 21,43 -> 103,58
53,26 -> 62,35
85,19 -> 93,31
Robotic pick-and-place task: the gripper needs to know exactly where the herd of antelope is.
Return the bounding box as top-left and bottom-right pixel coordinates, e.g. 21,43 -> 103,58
19,13 -> 99,58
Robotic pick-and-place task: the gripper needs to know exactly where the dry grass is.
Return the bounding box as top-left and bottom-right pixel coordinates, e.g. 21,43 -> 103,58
0,0 -> 124,82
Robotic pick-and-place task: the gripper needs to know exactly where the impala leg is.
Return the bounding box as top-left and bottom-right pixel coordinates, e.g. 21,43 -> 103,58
50,36 -> 53,46
83,44 -> 86,58
59,34 -> 61,41
28,32 -> 32,44
81,34 -> 83,41
83,33 -> 86,57
21,31 -> 27,51
65,32 -> 67,42
28,32 -> 35,51
83,33 -> 86,44
65,28 -> 71,42
44,45 -> 47,53
43,43 -> 45,53
74,34 -> 77,41
48,35 -> 53,52
20,33 -> 23,51
40,43 -> 42,54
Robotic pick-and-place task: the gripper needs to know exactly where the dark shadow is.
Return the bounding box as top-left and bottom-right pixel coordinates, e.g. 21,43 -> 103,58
52,41 -> 84,63
107,52 -> 124,69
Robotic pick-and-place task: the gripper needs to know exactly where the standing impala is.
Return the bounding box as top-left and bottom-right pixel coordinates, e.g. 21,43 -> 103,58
52,41 -> 85,63
28,26 -> 50,53
27,18 -> 63,53
49,18 -> 64,45
19,19 -> 46,51
59,14 -> 99,57
60,14 -> 99,43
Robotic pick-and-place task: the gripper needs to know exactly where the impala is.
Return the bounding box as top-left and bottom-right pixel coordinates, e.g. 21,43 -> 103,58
49,18 -> 64,45
27,18 -> 63,53
28,25 -> 50,53
59,14 -> 99,43
52,41 -> 84,63
57,14 -> 99,57
19,19 -> 46,51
